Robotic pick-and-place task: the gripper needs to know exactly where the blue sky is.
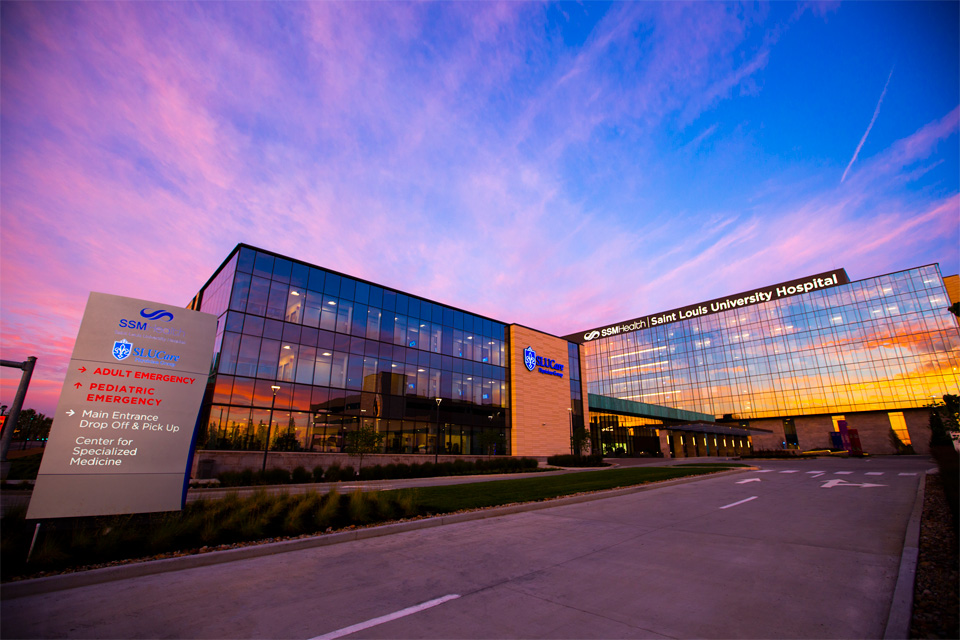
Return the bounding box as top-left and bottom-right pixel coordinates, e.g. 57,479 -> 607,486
1,1 -> 958,414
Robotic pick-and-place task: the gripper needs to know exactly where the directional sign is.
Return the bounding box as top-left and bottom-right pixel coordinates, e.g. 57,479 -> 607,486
27,293 -> 216,519
820,479 -> 886,489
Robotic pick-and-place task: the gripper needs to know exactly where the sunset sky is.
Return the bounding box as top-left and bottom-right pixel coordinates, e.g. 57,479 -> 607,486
2,1 -> 958,417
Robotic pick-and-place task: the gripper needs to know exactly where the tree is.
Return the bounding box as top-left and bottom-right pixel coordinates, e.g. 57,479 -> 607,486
343,424 -> 384,472
13,409 -> 52,448
929,394 -> 960,447
571,425 -> 591,456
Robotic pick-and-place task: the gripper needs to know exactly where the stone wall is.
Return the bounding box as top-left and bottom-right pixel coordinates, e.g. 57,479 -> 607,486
743,408 -> 932,455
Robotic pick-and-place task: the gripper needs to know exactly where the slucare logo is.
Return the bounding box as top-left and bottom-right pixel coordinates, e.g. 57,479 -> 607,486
580,270 -> 847,342
523,346 -> 564,378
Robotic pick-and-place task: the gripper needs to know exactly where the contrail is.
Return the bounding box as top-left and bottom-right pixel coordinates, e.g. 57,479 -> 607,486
841,66 -> 894,183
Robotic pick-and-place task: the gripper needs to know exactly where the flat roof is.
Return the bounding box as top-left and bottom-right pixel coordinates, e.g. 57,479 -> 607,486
588,393 -> 714,424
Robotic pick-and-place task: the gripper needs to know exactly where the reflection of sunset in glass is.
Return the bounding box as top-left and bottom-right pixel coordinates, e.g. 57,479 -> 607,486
585,266 -> 960,419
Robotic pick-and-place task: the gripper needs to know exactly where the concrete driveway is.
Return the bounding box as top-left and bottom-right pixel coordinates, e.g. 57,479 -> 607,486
2,455 -> 931,639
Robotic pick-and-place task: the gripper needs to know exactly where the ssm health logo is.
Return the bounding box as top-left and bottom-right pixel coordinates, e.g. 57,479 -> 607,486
119,308 -> 176,331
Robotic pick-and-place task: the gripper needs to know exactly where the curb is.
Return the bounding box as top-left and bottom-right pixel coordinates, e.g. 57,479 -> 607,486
1,466 -> 754,599
882,469 -> 929,639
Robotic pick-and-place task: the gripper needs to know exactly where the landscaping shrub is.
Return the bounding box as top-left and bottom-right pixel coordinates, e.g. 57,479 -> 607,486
261,468 -> 292,485
546,454 -> 605,467
217,471 -> 244,487
315,488 -> 340,530
292,466 -> 311,484
359,464 -> 386,481
283,492 -> 322,534
348,489 -> 372,524
210,457 -> 542,488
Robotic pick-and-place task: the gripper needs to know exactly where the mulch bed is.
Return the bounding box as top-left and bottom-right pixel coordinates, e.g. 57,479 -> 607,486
910,474 -> 959,639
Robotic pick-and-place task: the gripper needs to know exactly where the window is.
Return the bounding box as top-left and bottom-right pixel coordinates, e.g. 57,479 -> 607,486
888,412 -> 912,446
783,418 -> 798,448
831,415 -> 846,432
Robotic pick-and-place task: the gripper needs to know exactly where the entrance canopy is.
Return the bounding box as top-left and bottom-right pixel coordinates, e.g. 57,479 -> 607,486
587,394 -> 714,423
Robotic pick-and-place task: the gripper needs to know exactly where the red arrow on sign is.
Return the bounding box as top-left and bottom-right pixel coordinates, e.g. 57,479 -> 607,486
73,382 -> 82,389
78,366 -> 87,373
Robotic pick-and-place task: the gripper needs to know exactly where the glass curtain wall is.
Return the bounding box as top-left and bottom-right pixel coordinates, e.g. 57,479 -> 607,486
590,412 -> 663,456
196,246 -> 510,454
584,265 -> 960,419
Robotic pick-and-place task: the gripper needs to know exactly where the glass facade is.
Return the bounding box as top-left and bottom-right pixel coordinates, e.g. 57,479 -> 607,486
191,245 -> 511,455
582,265 -> 960,420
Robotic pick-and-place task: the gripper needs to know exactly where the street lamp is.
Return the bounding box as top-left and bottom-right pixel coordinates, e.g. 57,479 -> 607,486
261,385 -> 281,473
434,397 -> 442,464
568,407 -> 574,455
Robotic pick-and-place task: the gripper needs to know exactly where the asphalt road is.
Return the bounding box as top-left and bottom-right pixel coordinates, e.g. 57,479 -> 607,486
2,456 -> 931,639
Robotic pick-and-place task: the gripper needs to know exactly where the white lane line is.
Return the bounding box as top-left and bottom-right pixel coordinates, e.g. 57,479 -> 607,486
720,496 -> 758,510
834,471 -> 853,475
865,472 -> 884,476
755,470 -> 774,473
311,594 -> 461,640
779,470 -> 798,474
899,472 -> 918,476
809,472 -> 825,478
806,471 -> 825,474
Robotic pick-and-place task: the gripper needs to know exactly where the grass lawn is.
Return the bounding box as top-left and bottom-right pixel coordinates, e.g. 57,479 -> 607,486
403,466 -> 734,512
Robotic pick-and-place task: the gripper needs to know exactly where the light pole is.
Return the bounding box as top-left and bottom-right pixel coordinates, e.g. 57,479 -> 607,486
568,407 -> 574,455
261,385 -> 281,473
434,397 -> 442,464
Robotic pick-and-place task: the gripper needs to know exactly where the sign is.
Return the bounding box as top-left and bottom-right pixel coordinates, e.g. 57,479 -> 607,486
27,293 -> 217,519
522,346 -> 564,378
569,269 -> 849,343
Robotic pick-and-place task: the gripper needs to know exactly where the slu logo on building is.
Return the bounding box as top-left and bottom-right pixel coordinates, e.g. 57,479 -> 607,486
523,346 -> 537,372
112,339 -> 132,361
522,346 -> 564,378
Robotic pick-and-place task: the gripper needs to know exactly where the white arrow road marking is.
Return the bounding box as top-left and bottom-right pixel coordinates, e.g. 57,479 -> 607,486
311,594 -> 461,640
720,496 -> 758,509
736,478 -> 761,484
65,410 -> 75,416
821,479 -> 887,489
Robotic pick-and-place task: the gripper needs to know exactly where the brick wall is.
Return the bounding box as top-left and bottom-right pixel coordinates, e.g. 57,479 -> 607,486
508,325 -> 574,457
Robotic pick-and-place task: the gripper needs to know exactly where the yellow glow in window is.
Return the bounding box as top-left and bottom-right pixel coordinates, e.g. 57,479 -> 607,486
888,412 -> 911,445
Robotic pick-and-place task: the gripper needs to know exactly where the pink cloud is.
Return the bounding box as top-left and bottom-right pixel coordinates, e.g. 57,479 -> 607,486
1,3 -> 956,418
